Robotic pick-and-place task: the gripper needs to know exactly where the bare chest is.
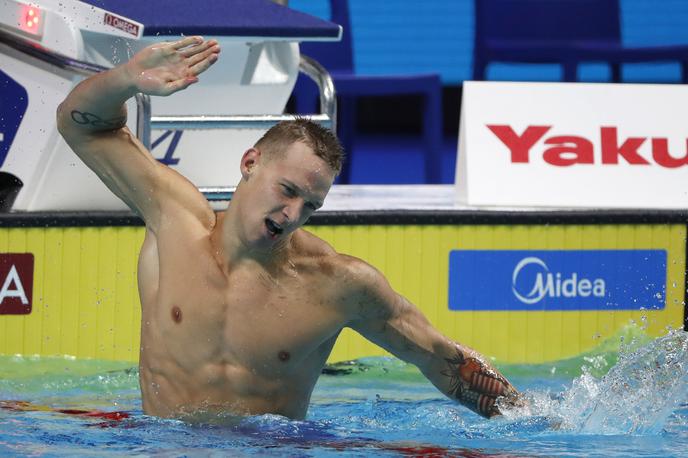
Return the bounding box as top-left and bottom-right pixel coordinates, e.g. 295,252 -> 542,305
144,254 -> 343,377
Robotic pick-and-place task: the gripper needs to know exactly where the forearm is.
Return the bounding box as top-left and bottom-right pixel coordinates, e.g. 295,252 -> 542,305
347,268 -> 522,419
57,65 -> 136,136
422,340 -> 520,418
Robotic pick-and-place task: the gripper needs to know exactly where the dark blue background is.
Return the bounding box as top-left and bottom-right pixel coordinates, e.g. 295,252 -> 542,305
292,0 -> 688,84
0,70 -> 28,168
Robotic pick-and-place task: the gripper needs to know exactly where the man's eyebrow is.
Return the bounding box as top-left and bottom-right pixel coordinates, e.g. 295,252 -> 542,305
283,179 -> 302,194
284,180 -> 323,208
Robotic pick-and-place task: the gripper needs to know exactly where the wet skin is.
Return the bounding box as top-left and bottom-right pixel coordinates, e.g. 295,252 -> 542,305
56,37 -> 521,422
136,143 -> 352,420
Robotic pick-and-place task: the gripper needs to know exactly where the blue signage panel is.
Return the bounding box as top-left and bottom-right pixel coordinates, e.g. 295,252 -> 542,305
0,70 -> 28,168
448,250 -> 667,311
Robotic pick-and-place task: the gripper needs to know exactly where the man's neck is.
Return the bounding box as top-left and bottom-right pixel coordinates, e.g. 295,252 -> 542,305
214,203 -> 292,272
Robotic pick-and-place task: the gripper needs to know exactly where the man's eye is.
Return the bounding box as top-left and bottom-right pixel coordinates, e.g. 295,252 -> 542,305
282,185 -> 296,197
306,203 -> 317,211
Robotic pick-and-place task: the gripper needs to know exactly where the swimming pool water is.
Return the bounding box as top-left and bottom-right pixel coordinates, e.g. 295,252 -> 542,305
1,328 -> 687,457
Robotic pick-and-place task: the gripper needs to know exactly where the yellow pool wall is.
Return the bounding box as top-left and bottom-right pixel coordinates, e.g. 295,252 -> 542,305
0,223 -> 684,364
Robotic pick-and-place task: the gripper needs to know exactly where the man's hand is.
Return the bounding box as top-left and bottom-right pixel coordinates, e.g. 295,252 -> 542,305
441,346 -> 523,417
124,36 -> 220,96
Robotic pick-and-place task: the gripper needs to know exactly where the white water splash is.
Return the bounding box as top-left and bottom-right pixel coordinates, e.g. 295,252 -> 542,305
576,329 -> 688,434
504,329 -> 688,435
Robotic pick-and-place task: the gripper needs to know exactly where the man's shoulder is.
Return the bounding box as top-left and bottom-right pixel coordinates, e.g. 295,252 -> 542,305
292,228 -> 337,258
293,229 -> 372,278
293,230 -> 382,296
291,231 -> 395,320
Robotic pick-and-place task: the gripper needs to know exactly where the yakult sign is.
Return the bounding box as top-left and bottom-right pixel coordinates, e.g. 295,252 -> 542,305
448,250 -> 666,311
456,81 -> 688,208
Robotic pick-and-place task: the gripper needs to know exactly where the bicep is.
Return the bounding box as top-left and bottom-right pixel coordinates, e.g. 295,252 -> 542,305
65,126 -> 209,230
70,127 -> 159,214
346,267 -> 443,368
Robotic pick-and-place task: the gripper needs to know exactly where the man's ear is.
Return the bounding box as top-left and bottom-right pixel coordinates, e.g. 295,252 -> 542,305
240,148 -> 261,180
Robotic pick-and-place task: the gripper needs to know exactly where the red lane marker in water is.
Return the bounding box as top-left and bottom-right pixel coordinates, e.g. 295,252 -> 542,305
1,400 -> 129,422
310,438 -> 495,458
373,443 -> 497,458
55,408 -> 130,420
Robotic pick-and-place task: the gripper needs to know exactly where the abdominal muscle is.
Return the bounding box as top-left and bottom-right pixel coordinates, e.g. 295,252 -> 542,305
135,281 -> 319,422
138,352 -> 313,421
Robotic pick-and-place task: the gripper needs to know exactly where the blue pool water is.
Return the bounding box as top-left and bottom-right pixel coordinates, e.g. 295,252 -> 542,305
1,328 -> 687,457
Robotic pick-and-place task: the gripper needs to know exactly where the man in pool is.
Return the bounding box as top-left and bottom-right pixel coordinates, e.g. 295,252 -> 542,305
56,37 -> 520,421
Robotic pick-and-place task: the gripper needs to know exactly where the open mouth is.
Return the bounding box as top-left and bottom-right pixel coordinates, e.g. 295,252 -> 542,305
265,218 -> 284,238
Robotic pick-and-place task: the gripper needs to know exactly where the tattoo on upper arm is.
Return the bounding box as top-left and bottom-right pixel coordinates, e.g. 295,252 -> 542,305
441,348 -> 515,418
70,110 -> 126,129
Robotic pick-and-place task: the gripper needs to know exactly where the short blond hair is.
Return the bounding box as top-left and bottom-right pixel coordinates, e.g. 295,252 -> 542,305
254,117 -> 344,175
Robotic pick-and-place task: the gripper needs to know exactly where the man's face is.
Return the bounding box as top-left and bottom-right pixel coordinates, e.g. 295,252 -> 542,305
239,141 -> 335,248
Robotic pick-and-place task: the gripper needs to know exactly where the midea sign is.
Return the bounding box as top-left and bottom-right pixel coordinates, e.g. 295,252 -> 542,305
448,250 -> 666,311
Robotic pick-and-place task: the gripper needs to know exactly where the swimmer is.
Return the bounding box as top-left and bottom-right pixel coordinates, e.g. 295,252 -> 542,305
56,36 -> 521,421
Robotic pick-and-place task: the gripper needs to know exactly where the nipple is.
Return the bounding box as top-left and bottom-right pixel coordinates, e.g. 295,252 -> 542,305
171,306 -> 182,324
278,350 -> 290,362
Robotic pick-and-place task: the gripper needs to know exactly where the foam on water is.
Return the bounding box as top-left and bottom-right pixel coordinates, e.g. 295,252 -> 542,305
503,329 -> 688,435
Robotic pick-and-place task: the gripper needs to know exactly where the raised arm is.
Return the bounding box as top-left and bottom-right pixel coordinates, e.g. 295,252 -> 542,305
342,257 -> 521,418
56,36 -> 220,230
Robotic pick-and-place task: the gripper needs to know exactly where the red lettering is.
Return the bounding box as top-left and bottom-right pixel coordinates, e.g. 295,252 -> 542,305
487,125 -> 551,163
651,138 -> 688,168
103,13 -> 139,36
543,136 -> 594,166
600,127 -> 649,165
487,124 -> 687,168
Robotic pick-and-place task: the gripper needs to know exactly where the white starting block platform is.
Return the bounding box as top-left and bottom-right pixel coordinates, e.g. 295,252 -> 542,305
0,0 -> 340,211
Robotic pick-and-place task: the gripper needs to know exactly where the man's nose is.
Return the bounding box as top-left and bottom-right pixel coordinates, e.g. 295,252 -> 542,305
282,201 -> 302,222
